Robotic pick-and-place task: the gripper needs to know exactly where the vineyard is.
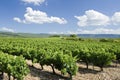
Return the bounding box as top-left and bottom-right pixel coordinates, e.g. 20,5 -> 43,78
0,37 -> 120,80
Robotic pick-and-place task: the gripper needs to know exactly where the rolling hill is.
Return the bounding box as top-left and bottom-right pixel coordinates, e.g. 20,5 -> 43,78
0,32 -> 120,38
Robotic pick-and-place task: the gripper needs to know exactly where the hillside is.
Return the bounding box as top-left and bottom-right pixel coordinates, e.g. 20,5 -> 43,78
0,32 -> 50,38
0,32 -> 120,38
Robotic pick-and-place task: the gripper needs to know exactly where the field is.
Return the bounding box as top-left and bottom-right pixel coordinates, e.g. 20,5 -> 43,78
0,37 -> 120,80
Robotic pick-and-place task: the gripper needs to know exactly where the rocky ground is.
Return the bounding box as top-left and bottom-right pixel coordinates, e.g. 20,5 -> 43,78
2,60 -> 120,80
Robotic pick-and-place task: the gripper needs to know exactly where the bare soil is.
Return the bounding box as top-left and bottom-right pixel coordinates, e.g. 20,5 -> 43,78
2,60 -> 120,80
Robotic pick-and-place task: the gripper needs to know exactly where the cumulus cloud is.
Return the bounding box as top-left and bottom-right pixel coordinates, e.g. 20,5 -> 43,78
22,0 -> 45,5
0,27 -> 15,33
13,7 -> 67,24
75,10 -> 110,27
111,12 -> 120,25
67,28 -> 120,34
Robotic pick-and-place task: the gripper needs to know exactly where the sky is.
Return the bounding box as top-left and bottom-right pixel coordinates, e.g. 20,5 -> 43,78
1,0 -> 120,34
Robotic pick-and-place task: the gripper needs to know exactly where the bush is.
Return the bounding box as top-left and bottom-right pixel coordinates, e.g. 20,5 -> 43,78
90,49 -> 116,71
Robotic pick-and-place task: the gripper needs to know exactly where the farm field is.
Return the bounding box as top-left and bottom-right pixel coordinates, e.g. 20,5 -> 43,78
0,37 -> 120,80
1,0 -> 120,80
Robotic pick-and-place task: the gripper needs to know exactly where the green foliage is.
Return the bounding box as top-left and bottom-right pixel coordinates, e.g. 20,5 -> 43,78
72,49 -> 80,58
64,37 -> 79,41
0,52 -> 29,80
0,37 -> 119,79
54,52 -> 65,70
79,48 -> 91,69
90,49 -> 116,71
54,52 -> 78,79
62,54 -> 78,79
49,35 -> 61,37
99,38 -> 114,42
69,34 -> 77,37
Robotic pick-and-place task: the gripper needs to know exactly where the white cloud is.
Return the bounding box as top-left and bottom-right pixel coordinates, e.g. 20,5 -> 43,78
22,0 -> 45,5
13,17 -> 22,23
67,28 -> 120,34
0,27 -> 15,33
112,12 -> 120,25
49,32 -> 57,34
48,28 -> 120,34
49,32 -> 64,34
75,10 -> 110,27
14,7 -> 67,24
77,28 -> 114,34
67,31 -> 77,34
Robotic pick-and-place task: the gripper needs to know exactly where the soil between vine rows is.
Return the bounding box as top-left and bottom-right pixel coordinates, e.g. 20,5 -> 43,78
2,60 -> 120,80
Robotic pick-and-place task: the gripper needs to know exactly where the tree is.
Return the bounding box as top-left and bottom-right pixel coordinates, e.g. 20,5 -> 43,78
69,34 -> 77,37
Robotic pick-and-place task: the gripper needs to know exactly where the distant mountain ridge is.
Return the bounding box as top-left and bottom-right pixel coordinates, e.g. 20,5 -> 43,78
77,34 -> 120,38
0,32 -> 120,38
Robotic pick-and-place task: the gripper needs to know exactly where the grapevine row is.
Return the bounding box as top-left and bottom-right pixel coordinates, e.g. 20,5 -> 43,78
0,51 -> 29,80
0,38 -> 120,80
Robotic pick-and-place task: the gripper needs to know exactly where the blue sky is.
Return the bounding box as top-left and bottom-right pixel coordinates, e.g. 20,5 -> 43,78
1,0 -> 120,34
